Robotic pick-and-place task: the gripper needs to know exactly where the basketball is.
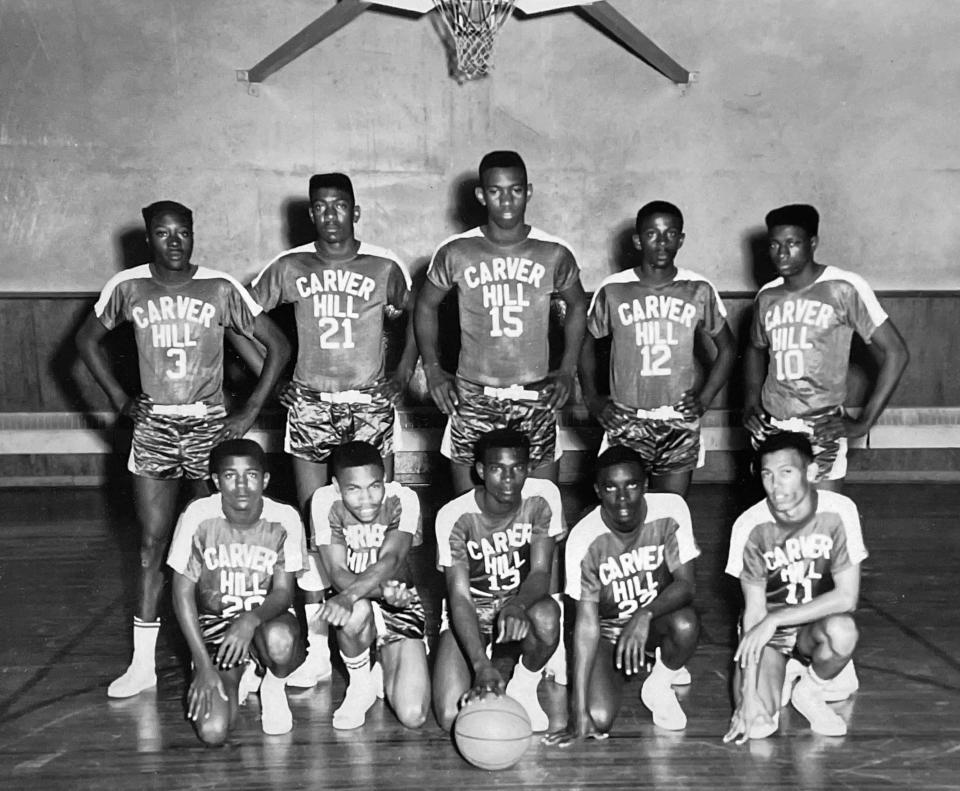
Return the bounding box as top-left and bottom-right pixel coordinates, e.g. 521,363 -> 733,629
453,694 -> 533,770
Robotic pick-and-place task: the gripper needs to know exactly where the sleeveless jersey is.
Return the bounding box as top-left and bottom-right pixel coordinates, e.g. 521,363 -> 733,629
435,478 -> 565,601
588,268 -> 727,408
427,227 -> 581,386
725,490 -> 867,608
565,495 -> 700,621
94,265 -> 261,405
750,265 -> 888,418
311,481 -> 422,587
167,494 -> 307,617
250,241 -> 411,391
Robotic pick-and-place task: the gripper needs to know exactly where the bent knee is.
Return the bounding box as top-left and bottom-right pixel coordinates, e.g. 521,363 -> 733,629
195,714 -> 230,747
665,607 -> 700,644
396,701 -> 430,729
822,614 -> 858,655
527,597 -> 561,639
259,616 -> 301,666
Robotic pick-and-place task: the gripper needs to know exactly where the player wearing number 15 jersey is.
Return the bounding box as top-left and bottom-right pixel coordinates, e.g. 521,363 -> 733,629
416,151 -> 587,493
580,202 -> 736,497
544,447 -> 699,748
743,204 -> 908,488
724,433 -> 866,742
77,201 -> 290,700
432,430 -> 565,732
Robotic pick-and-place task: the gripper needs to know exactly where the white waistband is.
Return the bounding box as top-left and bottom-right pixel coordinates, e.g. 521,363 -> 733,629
319,390 -> 373,405
482,384 -> 540,401
151,402 -> 209,417
769,416 -> 814,434
633,405 -> 684,421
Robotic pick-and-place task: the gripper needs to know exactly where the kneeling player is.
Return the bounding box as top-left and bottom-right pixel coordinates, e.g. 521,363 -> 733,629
545,447 -> 699,746
724,432 -> 866,743
168,439 -> 306,743
432,429 -> 565,732
310,441 -> 430,730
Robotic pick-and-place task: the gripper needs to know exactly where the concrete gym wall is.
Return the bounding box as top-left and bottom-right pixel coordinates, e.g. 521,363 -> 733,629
1,0 -> 958,293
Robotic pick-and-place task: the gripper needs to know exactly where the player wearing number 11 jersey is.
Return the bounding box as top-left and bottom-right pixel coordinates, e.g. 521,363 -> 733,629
743,204 -> 908,488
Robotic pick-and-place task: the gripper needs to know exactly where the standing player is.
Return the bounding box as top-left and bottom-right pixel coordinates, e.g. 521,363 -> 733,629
76,201 -> 290,699
432,430 -> 565,732
310,441 -> 430,731
240,172 -> 417,688
169,439 -> 306,741
544,446 -> 699,746
579,201 -> 736,497
744,203 -> 909,490
723,433 -> 866,742
415,150 -> 587,494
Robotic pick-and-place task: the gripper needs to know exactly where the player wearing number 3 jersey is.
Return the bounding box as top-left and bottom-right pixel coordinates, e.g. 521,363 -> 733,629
416,151 -> 587,493
77,201 -> 290,699
743,204 -> 908,488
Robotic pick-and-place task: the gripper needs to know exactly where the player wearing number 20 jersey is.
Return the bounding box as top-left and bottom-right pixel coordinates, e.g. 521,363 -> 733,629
94,264 -> 262,406
565,494 -> 700,632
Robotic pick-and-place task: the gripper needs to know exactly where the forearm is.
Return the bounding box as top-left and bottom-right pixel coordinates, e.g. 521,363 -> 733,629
414,299 -> 442,368
513,568 -> 552,610
766,589 -> 858,629
396,312 -> 419,373
173,584 -> 215,670
247,586 -> 294,626
859,349 -> 909,428
578,335 -> 601,400
570,614 -> 599,717
641,579 -> 694,621
697,337 -> 737,409
743,345 -> 767,409
242,323 -> 290,415
77,336 -> 130,410
331,554 -> 402,604
226,329 -> 267,377
558,301 -> 587,375
450,595 -> 490,671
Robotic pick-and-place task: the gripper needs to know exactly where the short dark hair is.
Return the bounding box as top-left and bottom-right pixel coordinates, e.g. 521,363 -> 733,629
209,438 -> 266,475
330,441 -> 384,479
594,445 -> 647,482
755,432 -> 815,466
142,200 -> 193,230
309,172 -> 355,202
478,150 -> 527,183
474,428 -> 530,465
636,201 -> 684,233
765,204 -> 819,237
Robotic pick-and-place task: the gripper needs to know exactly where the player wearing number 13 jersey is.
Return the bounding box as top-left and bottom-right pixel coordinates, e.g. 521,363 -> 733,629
723,433 -> 866,741
744,204 -> 908,487
416,151 -> 587,493
432,430 -> 565,732
77,201 -> 290,701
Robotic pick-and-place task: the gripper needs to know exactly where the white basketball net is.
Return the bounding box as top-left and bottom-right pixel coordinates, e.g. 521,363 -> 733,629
432,0 -> 518,82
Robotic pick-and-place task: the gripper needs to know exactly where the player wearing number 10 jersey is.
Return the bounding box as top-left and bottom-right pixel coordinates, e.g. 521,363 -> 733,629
580,202 -> 735,497
77,201 -> 290,700
416,151 -> 587,493
744,204 -> 908,488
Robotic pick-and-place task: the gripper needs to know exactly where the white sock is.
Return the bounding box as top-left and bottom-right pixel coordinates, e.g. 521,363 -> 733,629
304,603 -> 329,647
131,617 -> 160,669
648,653 -> 675,687
342,650 -> 372,684
511,658 -> 541,689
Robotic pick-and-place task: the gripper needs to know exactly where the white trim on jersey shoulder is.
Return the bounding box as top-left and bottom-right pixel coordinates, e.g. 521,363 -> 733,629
527,226 -> 580,267
723,498 -> 772,578
674,267 -> 728,317
357,241 -> 413,289
427,227 -> 485,271
520,476 -> 566,537
563,505 -> 607,600
250,242 -> 316,288
309,484 -> 339,547
259,494 -> 308,572
816,489 -> 869,565
644,492 -> 700,564
816,265 -> 888,328
166,493 -> 225,575
385,480 -> 422,536
93,264 -> 153,316
193,266 -> 264,316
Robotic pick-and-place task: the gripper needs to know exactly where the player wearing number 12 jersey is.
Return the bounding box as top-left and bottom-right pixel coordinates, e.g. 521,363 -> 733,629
432,430 -> 565,733
580,201 -> 736,497
77,201 -> 290,700
544,446 -> 699,747
724,433 -> 866,742
743,204 -> 908,488
415,151 -> 587,493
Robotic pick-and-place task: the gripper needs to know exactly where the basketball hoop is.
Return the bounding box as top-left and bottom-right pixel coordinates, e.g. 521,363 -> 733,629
432,0 -> 518,82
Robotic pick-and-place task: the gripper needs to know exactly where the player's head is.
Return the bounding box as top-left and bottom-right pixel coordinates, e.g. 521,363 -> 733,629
594,446 -> 648,531
331,441 -> 386,523
142,200 -> 194,272
209,439 -> 269,517
474,429 -> 531,507
765,203 -> 819,278
475,151 -> 531,232
309,172 -> 359,246
633,201 -> 685,270
755,432 -> 818,516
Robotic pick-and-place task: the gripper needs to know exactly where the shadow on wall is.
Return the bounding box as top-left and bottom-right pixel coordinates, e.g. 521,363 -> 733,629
283,197 -> 315,250
448,170 -> 486,232
743,225 -> 777,289
114,225 -> 150,273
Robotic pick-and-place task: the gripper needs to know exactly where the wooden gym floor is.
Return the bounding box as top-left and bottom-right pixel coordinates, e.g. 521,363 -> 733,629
1,482 -> 958,790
